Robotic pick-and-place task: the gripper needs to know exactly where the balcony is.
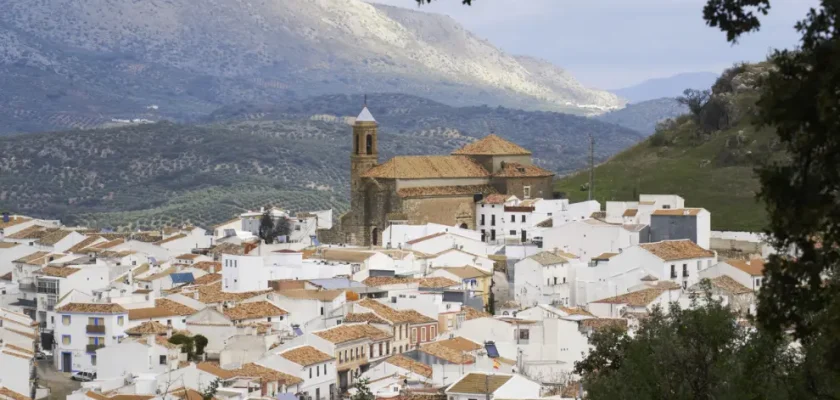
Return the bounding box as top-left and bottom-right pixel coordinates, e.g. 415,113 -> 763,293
86,344 -> 104,353
36,286 -> 58,295
18,283 -> 36,292
86,325 -> 106,334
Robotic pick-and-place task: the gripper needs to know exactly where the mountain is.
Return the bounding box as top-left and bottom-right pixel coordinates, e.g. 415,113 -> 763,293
612,72 -> 720,103
556,64 -> 776,232
0,94 -> 642,230
0,0 -> 624,135
595,98 -> 688,135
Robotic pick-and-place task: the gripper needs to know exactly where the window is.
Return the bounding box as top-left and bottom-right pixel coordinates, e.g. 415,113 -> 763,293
563,277 -> 566,284
310,368 -> 312,379
491,215 -> 496,226
430,326 -> 436,338
62,335 -> 71,345
670,265 -> 677,278
370,344 -> 374,357
510,230 -> 516,236
553,277 -> 557,285
519,329 -> 530,340
522,215 -> 526,223
324,364 -> 327,375
386,342 -> 390,355
421,327 -> 426,342
682,264 -> 688,277
523,186 -> 531,199
755,278 -> 761,287
682,281 -> 687,289
480,215 -> 485,225
62,315 -> 71,326
511,215 -> 517,223
160,355 -> 167,365
267,317 -> 271,322
411,328 -> 417,343
117,316 -> 124,326
663,205 -> 671,209
320,307 -> 324,315
697,260 -> 702,270
166,319 -> 172,326
339,352 -> 343,363
481,229 -> 486,242
379,342 -> 383,356
490,230 -> 496,241
91,355 -> 97,366
547,279 -> 550,286
356,348 -> 359,358
295,225 -> 301,231
344,350 -> 348,362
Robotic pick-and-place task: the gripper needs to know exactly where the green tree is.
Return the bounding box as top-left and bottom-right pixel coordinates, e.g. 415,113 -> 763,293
169,334 -> 195,359
201,378 -> 221,400
703,0 -> 840,364
194,334 -> 209,356
272,217 -> 291,242
350,378 -> 375,400
258,210 -> 276,244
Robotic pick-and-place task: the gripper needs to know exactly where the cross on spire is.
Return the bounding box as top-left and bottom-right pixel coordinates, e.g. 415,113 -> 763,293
364,94 -> 367,107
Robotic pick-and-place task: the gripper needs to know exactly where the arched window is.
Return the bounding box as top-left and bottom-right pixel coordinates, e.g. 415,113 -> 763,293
366,134 -> 373,154
459,223 -> 468,229
371,227 -> 379,246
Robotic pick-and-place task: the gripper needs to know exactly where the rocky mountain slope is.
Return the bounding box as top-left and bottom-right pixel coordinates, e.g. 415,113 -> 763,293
556,64 -> 777,231
612,72 -> 719,103
0,94 -> 642,230
0,0 -> 623,135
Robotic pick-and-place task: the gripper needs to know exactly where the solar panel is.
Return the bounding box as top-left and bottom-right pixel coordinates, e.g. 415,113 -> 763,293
485,341 -> 500,358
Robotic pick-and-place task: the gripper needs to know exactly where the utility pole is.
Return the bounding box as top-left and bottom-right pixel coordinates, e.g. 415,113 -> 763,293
588,133 -> 595,201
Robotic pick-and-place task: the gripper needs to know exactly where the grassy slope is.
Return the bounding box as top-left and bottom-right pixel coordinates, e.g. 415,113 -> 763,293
555,118 -> 776,232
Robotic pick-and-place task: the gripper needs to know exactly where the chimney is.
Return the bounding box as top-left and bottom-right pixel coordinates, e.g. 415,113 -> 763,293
146,334 -> 155,346
192,291 -> 199,300
209,264 -> 216,274
166,326 -> 173,338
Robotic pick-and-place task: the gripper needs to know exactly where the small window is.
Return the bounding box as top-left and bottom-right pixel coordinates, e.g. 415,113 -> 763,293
117,316 -> 124,326
519,329 -> 530,340
310,368 -> 312,379
523,186 -> 531,199
320,307 -> 324,315
510,230 -> 516,235
522,215 -> 526,223
62,335 -> 71,345
553,277 -> 557,285
267,317 -> 271,322
91,355 -> 97,366
160,355 -> 167,365
62,315 -> 71,326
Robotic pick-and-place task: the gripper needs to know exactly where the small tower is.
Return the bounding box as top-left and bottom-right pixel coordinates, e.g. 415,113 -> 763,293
350,104 -> 378,191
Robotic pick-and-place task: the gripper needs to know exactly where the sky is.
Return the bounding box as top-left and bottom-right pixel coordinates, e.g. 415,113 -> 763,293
370,0 -> 818,89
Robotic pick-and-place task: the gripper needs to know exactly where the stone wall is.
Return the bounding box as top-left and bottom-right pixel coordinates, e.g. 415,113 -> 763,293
494,176 -> 554,200
403,196 -> 477,229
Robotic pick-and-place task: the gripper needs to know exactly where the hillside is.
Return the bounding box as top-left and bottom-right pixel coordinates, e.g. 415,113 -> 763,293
612,72 -> 719,103
595,98 -> 688,135
0,95 -> 642,230
556,64 -> 778,232
0,0 -> 623,135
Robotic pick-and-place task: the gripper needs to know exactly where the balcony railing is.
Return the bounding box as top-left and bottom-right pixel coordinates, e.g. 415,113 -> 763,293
86,325 -> 106,334
18,283 -> 36,292
85,344 -> 104,353
37,287 -> 58,295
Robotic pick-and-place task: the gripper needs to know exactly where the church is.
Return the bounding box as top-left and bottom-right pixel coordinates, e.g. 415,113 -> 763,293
323,105 -> 555,247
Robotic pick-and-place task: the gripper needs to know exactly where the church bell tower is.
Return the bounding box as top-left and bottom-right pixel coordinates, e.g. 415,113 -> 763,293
350,104 -> 378,191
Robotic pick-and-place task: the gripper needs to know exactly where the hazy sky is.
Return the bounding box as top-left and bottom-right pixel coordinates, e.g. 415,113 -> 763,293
370,0 -> 817,89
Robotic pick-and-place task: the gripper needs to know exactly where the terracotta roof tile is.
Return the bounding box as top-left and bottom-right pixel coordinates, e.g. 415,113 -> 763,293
362,277 -> 419,287
128,299 -> 196,320
36,266 -> 81,278
6,225 -> 48,240
192,281 -> 271,304
13,251 -> 51,264
344,313 -> 389,324
318,249 -> 375,263
527,252 -> 569,266
591,288 -> 668,307
280,345 -> 334,366
135,266 -> 177,282
386,355 -> 432,378
84,391 -> 154,400
4,344 -> 34,356
435,337 -> 481,352
193,273 -> 222,285
2,350 -> 30,360
196,362 -> 237,379
125,321 -> 170,335
231,363 -> 303,385
622,209 -> 639,217
481,194 -> 513,204
4,328 -> 37,340
192,262 -> 221,273
452,134 -> 531,156
358,299 -> 435,324
435,266 -> 492,279
0,216 -> 30,229
557,306 -> 594,317
397,185 -> 498,199
362,156 -> 489,179
0,387 -> 32,400
580,318 -> 628,331
536,218 -> 553,228
448,373 -> 512,394
419,277 -> 460,288
224,301 -> 288,320
314,324 -> 392,344
726,259 -> 765,276
592,252 -> 618,261
176,254 -> 200,260
639,240 -> 715,261
707,275 -> 753,295
38,230 -> 73,246
463,306 -> 491,320
56,303 -> 127,314
492,162 -> 554,178
154,234 -> 187,245
277,289 -> 345,301
420,341 -> 475,364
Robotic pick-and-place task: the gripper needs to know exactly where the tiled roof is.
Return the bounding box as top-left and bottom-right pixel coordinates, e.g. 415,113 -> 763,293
708,275 -> 753,295
463,306 -> 491,320
500,300 -> 520,309
13,251 -> 50,264
84,391 -> 155,400
536,218 -> 553,228
314,324 -> 392,344
344,313 -> 389,324
591,288 -> 667,307
193,273 -> 222,285
528,252 -> 569,266
435,266 -> 492,279
4,328 -> 37,340
277,289 -> 345,301
362,156 -> 489,179
406,232 -> 447,245
208,242 -> 246,256
358,299 -> 436,324
558,306 -> 594,317
419,277 -> 460,288
38,229 -> 73,246
639,240 -> 715,261
192,261 -> 221,273
55,303 -> 127,314
727,259 -> 765,276
128,299 -> 196,320
2,350 -> 30,360
0,216 -> 30,229
362,277 -> 419,287
224,301 -> 288,320
125,321 -> 169,335
154,234 -> 187,245
652,208 -> 705,216
447,373 -> 512,394
580,318 -> 629,331
5,344 -> 34,356
0,272 -> 10,281
397,185 -> 498,199
592,252 -> 618,261
194,281 -> 272,304
176,254 -> 200,260
420,341 -> 475,364
230,363 -> 303,385
168,388 -> 212,400
196,362 -> 237,379
135,266 -> 177,282
88,238 -> 125,250
280,345 -> 334,366
481,194 -> 513,204
492,162 -> 554,178
131,263 -> 150,278
622,209 -> 638,217
6,225 -> 48,240
36,266 -> 81,278
0,242 -> 17,249
435,337 -> 481,352
319,249 -> 375,263
452,134 -> 531,156
386,355 -> 432,378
